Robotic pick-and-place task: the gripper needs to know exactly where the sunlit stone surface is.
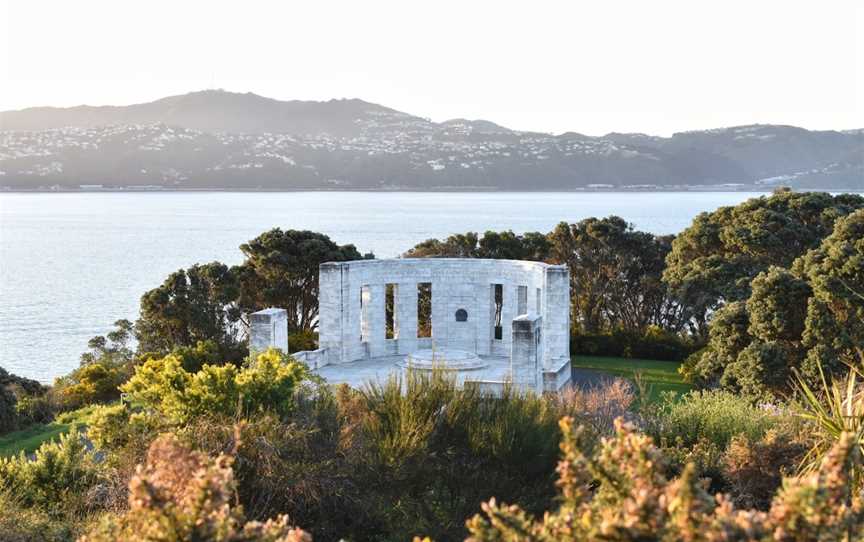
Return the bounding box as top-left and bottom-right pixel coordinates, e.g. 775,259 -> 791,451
400,348 -> 488,370
254,258 -> 572,394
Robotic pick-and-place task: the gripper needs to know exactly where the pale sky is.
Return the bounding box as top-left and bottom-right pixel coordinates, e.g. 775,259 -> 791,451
1,0 -> 861,135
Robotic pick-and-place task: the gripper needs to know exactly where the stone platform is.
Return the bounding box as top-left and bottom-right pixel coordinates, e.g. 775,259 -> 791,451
398,348 -> 488,370
314,353 -> 511,389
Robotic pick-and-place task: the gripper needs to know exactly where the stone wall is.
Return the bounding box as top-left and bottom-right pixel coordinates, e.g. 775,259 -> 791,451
511,313 -> 542,391
318,258 -> 570,384
249,308 -> 288,355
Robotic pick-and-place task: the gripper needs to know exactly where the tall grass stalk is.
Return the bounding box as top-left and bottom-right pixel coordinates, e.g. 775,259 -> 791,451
792,359 -> 864,489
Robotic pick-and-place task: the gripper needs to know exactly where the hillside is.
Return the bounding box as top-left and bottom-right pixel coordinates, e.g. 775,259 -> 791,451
0,90 -> 861,190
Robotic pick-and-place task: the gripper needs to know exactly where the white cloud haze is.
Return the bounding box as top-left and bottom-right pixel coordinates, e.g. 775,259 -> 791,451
1,0 -> 861,135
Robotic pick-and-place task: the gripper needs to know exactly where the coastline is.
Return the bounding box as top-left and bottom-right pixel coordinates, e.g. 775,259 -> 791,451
2,186 -> 861,194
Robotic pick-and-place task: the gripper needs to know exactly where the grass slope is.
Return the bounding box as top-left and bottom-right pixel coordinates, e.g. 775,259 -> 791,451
0,405 -> 101,457
571,355 -> 691,403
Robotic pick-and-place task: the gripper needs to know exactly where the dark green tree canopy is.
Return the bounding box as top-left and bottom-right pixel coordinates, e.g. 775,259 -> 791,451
798,209 -> 864,370
136,262 -> 242,354
237,229 -> 365,332
689,209 -> 864,398
406,219 -> 684,336
404,230 -> 549,260
664,191 -> 863,331
548,216 -> 684,334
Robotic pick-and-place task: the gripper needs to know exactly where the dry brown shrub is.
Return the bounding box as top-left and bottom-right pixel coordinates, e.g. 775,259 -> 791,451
723,427 -> 808,510
79,432 -> 310,542
551,377 -> 635,436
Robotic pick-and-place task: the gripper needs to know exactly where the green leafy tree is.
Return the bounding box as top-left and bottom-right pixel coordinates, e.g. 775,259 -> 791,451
52,320 -> 139,410
405,230 -> 550,260
724,268 -> 811,397
664,190 -> 863,335
406,232 -> 481,258
797,209 -> 864,373
0,367 -> 46,433
692,269 -> 811,397
79,319 -> 135,365
549,216 -> 684,334
691,211 -> 864,396
136,262 -> 243,355
237,229 -> 365,332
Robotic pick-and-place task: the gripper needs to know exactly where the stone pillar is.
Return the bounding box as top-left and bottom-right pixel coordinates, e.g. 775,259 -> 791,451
517,285 -> 528,316
367,283 -> 387,357
511,313 -> 542,393
396,281 -> 418,354
543,265 -> 570,368
318,262 -> 345,366
430,280 -> 447,348
250,308 -> 288,356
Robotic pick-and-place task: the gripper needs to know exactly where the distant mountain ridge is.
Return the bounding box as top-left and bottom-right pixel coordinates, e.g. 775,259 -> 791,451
0,90 -> 413,136
0,90 -> 861,190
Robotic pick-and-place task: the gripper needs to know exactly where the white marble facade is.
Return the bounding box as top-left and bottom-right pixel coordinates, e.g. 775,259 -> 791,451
313,258 -> 571,393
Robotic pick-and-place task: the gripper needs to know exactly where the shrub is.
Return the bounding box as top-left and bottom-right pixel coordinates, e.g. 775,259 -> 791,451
550,378 -> 634,437
465,417 -> 864,541
0,367 -> 48,434
86,404 -> 159,457
660,436 -> 727,493
678,346 -> 707,384
570,327 -> 695,362
170,339 -> 224,372
723,426 -> 808,509
327,371 -> 565,540
53,361 -> 124,410
0,491 -> 72,542
176,374 -> 638,542
120,348 -> 306,425
180,408 -> 365,542
0,366 -> 44,395
648,389 -> 777,449
79,433 -> 310,542
14,394 -> 54,426
288,330 -> 319,353
0,431 -> 102,514
0,385 -> 17,434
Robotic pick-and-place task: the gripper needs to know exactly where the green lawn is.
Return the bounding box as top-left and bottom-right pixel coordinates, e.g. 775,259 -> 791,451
0,404 -> 102,457
571,355 -> 691,404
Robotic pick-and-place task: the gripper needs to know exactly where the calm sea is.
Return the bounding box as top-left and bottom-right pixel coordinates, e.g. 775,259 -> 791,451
0,191 -> 773,382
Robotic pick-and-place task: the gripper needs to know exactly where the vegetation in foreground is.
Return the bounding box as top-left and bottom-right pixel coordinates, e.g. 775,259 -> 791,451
0,405 -> 100,457
1,189 -> 862,541
571,355 -> 691,403
3,353 -> 861,541
466,416 -> 863,542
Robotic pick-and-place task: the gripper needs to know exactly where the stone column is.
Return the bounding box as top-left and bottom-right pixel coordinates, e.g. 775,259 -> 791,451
430,279 -> 447,348
511,313 -> 542,393
250,308 -> 288,356
367,283 -> 387,357
318,262 -> 345,365
543,265 -> 570,368
396,281 -> 418,354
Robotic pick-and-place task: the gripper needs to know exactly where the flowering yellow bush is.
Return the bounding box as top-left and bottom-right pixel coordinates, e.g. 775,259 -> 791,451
79,433 -> 309,542
466,417 -> 864,542
119,348 -> 306,424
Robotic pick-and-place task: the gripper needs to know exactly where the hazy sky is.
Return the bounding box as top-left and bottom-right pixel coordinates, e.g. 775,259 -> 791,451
1,0 -> 861,135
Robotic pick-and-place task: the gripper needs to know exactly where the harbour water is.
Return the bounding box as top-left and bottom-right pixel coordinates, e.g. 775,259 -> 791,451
0,190 -> 774,381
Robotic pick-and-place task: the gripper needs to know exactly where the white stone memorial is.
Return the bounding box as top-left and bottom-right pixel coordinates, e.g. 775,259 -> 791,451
309,258 -> 571,394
